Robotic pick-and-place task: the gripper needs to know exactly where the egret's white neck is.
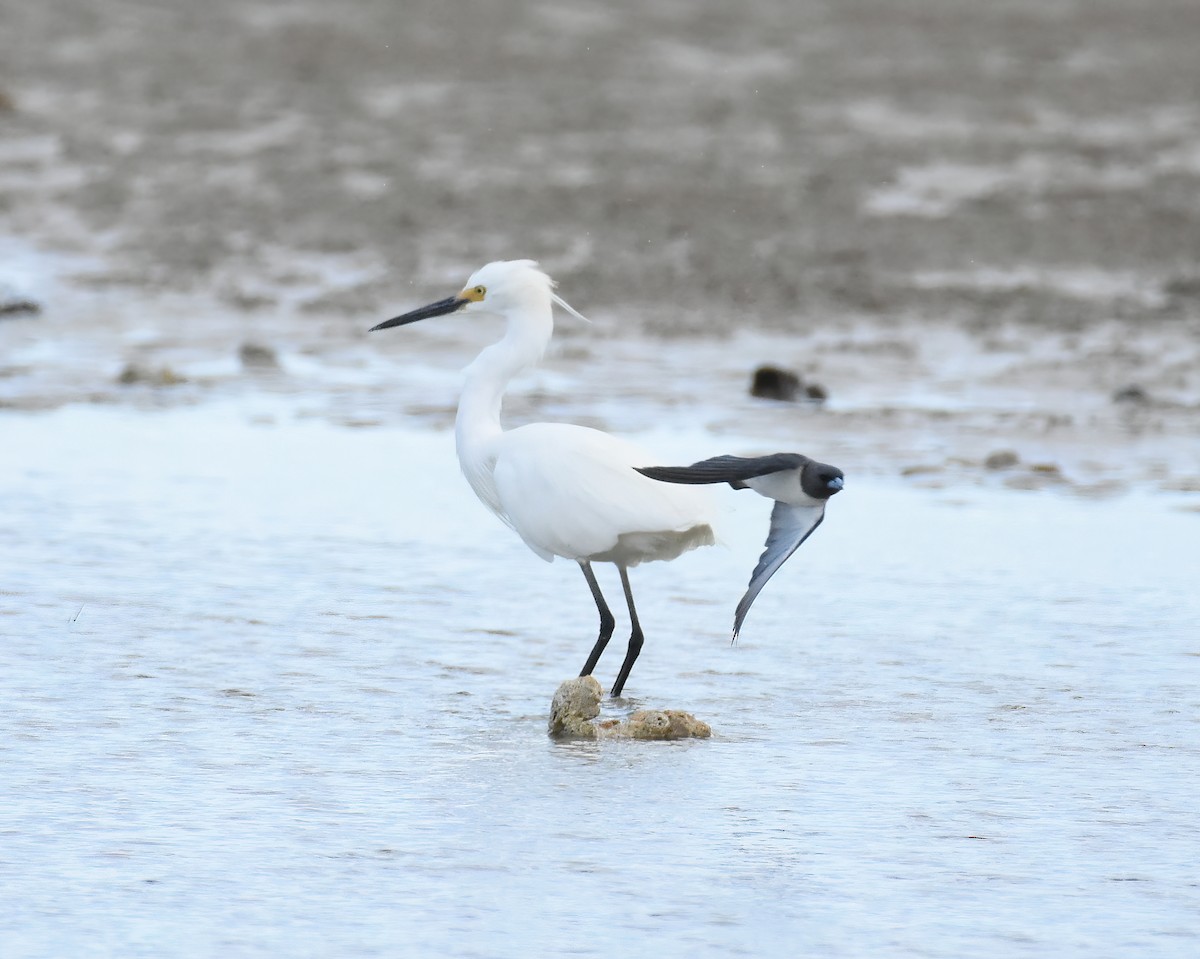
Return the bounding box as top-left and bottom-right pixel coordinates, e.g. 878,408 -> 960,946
454,299 -> 554,462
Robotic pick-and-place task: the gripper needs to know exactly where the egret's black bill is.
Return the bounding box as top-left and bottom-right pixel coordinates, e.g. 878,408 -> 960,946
370,296 -> 467,332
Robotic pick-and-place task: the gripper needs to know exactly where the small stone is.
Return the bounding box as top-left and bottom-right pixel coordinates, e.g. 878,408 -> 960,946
1164,276 -> 1200,300
1003,464 -> 1068,490
548,676 -> 603,738
803,383 -> 828,402
984,450 -> 1020,470
224,290 -> 277,312
1113,385 -> 1149,404
116,363 -> 186,386
239,341 -> 280,369
1073,480 -> 1128,499
0,297 -> 41,317
625,709 -> 712,740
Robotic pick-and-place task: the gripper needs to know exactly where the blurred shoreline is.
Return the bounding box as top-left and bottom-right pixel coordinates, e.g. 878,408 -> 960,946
2,0 -> 1199,320
2,0 -> 1198,492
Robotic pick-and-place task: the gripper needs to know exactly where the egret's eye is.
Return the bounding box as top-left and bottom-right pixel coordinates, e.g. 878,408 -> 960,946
459,285 -> 487,303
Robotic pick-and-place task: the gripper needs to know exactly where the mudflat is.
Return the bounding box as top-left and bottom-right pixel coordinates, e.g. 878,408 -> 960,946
1,0 -> 1198,487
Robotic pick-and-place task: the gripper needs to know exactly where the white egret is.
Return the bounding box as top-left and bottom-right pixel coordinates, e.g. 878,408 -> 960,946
371,260 -> 843,696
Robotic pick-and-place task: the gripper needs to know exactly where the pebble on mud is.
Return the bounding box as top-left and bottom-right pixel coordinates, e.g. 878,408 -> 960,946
984,450 -> 1020,470
239,341 -> 280,370
1113,385 -> 1149,404
117,363 -> 186,386
750,365 -> 828,403
1003,463 -> 1067,490
548,676 -> 712,740
0,297 -> 41,318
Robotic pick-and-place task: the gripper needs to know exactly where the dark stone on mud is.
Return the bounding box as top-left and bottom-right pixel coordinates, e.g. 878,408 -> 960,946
1004,465 -> 1068,490
117,363 -> 186,386
748,367 -> 828,403
1164,276 -> 1200,301
1113,385 -> 1149,404
0,298 -> 41,318
750,366 -> 801,401
239,341 -> 280,370
984,450 -> 1020,470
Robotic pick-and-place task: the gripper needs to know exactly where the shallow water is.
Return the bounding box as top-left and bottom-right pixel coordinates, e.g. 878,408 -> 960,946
2,404 -> 1198,957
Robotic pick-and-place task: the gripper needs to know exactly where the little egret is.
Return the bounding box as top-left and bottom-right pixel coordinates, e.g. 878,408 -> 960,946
371,260 -> 843,696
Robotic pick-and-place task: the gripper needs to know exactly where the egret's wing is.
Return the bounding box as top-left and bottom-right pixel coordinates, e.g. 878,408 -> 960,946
637,453 -> 809,488
493,423 -> 715,562
733,500 -> 825,642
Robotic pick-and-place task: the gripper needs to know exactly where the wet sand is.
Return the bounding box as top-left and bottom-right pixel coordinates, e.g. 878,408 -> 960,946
3,0 -> 1199,319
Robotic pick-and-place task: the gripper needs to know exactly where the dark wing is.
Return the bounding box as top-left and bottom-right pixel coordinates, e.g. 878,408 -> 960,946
637,453 -> 809,488
733,501 -> 826,642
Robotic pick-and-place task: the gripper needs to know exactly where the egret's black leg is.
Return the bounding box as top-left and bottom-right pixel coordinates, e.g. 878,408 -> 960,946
578,561 -> 616,677
610,565 -> 645,697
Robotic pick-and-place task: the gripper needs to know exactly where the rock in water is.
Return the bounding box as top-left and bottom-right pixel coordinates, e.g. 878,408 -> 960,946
621,709 -> 712,740
548,675 -> 604,737
547,677 -> 712,740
